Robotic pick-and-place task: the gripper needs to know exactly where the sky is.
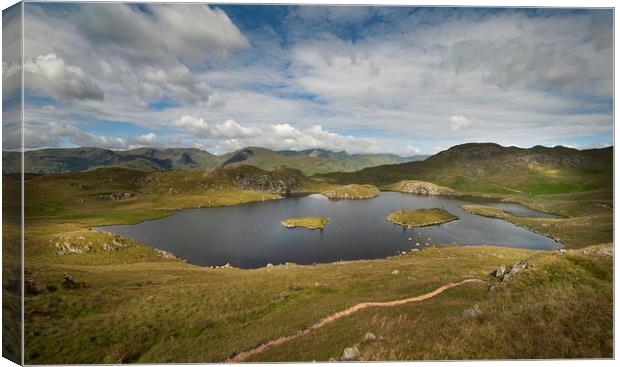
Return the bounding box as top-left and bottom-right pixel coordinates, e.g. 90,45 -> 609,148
2,3 -> 614,155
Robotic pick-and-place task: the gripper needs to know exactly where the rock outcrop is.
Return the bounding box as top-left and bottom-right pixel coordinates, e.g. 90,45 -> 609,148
207,165 -> 304,195
341,346 -> 360,360
97,192 -> 136,201
387,180 -> 454,196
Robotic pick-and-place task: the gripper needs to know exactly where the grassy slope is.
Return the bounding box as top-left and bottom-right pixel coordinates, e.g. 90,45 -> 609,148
23,243 -> 612,363
14,144 -> 614,362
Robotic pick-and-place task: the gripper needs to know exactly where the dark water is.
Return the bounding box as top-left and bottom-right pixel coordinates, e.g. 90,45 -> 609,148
97,192 -> 562,268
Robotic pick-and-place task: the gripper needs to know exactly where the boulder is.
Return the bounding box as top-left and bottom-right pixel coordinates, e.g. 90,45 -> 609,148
155,249 -> 177,259
495,264 -> 506,278
364,332 -> 376,341
392,269 -> 399,275
341,346 -> 360,360
503,261 -> 529,282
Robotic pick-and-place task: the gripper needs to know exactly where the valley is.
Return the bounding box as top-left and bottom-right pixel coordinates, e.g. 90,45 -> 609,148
4,142 -> 613,363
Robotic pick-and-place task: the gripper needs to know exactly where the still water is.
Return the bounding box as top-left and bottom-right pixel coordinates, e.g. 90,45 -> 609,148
98,192 -> 561,268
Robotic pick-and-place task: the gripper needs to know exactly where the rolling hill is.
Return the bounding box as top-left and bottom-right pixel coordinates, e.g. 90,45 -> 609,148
2,147 -> 427,175
320,143 -> 613,196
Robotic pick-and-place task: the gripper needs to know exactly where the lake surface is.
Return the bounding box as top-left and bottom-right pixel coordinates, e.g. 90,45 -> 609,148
98,192 -> 562,268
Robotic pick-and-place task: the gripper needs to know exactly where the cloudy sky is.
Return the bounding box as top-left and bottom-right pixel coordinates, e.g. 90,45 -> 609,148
2,3 -> 613,155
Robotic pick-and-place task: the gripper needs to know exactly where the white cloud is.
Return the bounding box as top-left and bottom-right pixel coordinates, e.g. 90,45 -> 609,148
448,115 -> 473,131
16,5 -> 613,155
172,115 -> 374,153
132,133 -> 158,145
23,53 -> 104,101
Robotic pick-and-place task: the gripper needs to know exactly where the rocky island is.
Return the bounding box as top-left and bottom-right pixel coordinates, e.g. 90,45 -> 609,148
385,180 -> 455,196
321,184 -> 380,200
281,216 -> 329,230
386,208 -> 459,228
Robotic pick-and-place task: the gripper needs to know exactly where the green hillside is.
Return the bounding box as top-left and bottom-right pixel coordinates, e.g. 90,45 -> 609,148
320,143 -> 613,197
5,142 -> 613,363
3,147 -> 426,176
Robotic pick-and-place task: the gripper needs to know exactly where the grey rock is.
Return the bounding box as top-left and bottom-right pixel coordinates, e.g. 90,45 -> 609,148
462,304 -> 483,319
495,264 -> 506,278
98,192 -> 135,201
364,332 -> 376,341
156,249 -> 177,259
341,346 -> 360,360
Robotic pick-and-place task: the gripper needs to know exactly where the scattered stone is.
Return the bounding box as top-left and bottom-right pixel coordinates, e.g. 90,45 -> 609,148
408,237 -> 412,241
266,263 -> 274,267
223,263 -> 231,268
364,332 -> 376,341
392,269 -> 399,275
415,243 -> 420,246
97,192 -> 135,201
462,304 -> 483,319
155,249 -> 176,259
102,243 -> 116,252
495,264 -> 506,279
341,346 -> 360,360
558,248 -> 567,254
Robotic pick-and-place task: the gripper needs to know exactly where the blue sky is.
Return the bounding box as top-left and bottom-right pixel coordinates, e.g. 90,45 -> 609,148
2,3 -> 613,154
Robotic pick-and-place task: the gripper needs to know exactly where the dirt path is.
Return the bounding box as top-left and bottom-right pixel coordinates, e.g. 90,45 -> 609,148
226,278 -> 484,362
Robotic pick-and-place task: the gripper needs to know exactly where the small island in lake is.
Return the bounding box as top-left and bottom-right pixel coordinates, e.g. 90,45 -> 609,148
386,208 -> 458,228
322,184 -> 380,200
281,216 -> 329,230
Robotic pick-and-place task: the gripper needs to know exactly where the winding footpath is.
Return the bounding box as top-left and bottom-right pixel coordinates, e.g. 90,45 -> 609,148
226,278 -> 485,362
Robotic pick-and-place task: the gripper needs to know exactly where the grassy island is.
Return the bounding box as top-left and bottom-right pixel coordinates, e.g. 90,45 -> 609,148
281,216 -> 329,230
321,184 -> 380,200
386,208 -> 458,228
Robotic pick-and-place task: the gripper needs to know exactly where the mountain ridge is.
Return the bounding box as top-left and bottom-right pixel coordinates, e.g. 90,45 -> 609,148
2,146 -> 428,175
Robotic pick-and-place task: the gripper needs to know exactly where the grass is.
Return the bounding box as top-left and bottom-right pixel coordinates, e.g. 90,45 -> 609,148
7,159 -> 613,363
386,208 -> 458,228
461,204 -> 508,219
282,217 -> 329,230
22,244 -> 612,363
321,184 -> 380,200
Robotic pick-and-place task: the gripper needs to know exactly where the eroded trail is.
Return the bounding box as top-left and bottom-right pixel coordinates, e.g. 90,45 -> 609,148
226,278 -> 484,362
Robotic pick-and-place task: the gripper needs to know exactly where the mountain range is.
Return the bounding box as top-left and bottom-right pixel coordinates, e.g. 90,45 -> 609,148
1,146 -> 427,175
